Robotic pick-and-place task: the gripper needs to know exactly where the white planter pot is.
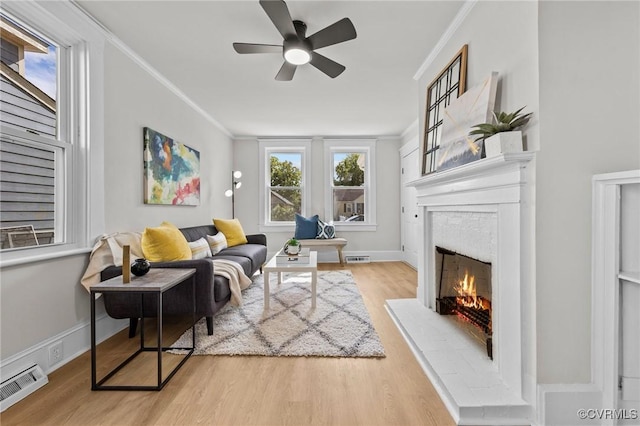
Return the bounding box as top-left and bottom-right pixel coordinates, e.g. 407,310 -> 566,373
484,131 -> 523,158
286,245 -> 300,255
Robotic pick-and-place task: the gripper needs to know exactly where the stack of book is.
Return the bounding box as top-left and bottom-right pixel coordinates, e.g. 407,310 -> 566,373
276,247 -> 311,265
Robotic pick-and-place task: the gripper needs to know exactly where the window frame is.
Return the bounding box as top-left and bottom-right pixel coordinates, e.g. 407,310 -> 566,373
323,139 -> 377,232
0,2 -> 105,267
258,139 -> 311,232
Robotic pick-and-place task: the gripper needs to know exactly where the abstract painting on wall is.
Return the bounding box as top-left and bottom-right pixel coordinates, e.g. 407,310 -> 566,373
143,127 -> 200,205
436,72 -> 498,172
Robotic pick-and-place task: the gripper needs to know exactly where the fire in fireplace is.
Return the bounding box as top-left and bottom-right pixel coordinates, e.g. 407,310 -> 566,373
435,246 -> 493,358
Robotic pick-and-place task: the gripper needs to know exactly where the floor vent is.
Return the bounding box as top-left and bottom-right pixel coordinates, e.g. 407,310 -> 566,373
1,364 -> 48,412
345,255 -> 371,263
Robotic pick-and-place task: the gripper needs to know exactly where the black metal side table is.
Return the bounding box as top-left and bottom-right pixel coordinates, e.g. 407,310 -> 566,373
90,268 -> 196,391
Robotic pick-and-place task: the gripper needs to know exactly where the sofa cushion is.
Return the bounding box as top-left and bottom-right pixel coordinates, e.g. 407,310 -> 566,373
214,254 -> 253,277
218,243 -> 267,274
294,213 -> 319,239
213,275 -> 231,304
141,221 -> 192,262
213,218 -> 248,247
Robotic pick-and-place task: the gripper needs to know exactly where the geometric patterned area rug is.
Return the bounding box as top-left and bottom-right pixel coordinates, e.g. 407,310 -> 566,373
170,270 -> 385,358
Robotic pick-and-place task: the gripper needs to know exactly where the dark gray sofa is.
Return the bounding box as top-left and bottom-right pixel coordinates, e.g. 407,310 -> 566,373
100,224 -> 267,336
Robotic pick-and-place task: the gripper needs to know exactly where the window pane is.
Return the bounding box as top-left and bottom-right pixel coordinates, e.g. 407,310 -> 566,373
0,14 -> 58,139
333,152 -> 365,186
269,188 -> 301,222
0,138 -> 56,249
268,151 -> 302,222
333,188 -> 365,222
270,152 -> 301,187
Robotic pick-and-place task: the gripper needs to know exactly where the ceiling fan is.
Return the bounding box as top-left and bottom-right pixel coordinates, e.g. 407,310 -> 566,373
233,0 -> 357,81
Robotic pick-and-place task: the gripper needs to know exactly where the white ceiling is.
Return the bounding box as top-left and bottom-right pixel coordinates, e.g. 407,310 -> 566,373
77,1 -> 464,138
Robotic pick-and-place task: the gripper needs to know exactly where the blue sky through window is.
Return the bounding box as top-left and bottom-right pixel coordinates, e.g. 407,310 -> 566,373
25,45 -> 56,100
272,152 -> 301,169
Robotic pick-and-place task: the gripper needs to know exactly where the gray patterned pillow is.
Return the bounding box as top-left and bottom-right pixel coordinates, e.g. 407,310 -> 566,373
316,219 -> 336,239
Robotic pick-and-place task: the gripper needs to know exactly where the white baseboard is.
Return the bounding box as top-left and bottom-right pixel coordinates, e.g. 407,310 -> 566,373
537,383 -> 603,426
319,250 -> 403,263
1,314 -> 127,380
265,250 -> 403,264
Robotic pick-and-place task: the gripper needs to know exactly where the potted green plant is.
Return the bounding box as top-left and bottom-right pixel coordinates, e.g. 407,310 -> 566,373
469,106 -> 533,158
284,237 -> 300,255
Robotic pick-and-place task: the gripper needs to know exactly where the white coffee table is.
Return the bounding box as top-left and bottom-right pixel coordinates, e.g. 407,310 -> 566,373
263,250 -> 318,309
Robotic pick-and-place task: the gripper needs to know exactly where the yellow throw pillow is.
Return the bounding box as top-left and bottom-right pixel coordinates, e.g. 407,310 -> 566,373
213,218 -> 248,247
141,221 -> 192,262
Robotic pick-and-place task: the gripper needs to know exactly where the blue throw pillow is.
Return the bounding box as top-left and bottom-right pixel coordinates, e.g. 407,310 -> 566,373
294,214 -> 319,239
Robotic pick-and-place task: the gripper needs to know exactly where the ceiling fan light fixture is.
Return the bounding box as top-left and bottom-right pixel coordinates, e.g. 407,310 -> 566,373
284,46 -> 310,65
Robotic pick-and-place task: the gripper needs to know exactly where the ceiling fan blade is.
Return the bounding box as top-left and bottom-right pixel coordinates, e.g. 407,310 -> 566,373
233,43 -> 282,54
260,0 -> 296,39
310,52 -> 346,78
307,18 -> 357,50
275,62 -> 297,81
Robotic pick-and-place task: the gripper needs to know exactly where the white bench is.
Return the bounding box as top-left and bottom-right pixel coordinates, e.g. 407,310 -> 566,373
298,238 -> 347,265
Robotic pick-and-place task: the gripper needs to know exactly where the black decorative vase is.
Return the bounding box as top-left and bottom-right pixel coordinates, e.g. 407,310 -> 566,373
131,258 -> 151,277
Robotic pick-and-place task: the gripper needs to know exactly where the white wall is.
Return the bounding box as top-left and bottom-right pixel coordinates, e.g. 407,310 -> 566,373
536,1 -> 640,384
0,40 -> 233,362
103,44 -> 233,232
233,137 -> 402,259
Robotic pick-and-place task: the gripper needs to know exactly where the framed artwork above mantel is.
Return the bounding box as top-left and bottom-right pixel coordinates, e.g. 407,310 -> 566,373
421,44 -> 468,175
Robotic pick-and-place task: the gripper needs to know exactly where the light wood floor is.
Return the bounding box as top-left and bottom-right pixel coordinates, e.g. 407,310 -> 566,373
1,262 -> 454,426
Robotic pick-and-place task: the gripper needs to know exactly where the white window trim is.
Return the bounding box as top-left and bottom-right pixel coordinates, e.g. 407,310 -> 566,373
323,139 -> 377,232
0,1 -> 105,267
258,139 -> 311,232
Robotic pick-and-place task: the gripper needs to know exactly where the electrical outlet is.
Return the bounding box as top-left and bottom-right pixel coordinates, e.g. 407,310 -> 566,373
48,341 -> 63,366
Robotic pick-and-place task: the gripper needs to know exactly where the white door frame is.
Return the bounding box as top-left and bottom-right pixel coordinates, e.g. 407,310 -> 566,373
400,138 -> 419,269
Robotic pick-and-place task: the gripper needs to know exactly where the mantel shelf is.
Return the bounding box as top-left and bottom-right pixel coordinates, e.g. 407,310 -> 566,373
407,152 -> 535,207
407,152 -> 535,190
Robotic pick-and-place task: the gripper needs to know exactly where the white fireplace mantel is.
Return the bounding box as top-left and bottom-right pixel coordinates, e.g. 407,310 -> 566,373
387,153 -> 536,425
407,152 -> 535,206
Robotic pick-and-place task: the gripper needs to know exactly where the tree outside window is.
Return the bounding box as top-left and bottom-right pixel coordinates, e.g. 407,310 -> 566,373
269,153 -> 302,221
332,152 -> 366,222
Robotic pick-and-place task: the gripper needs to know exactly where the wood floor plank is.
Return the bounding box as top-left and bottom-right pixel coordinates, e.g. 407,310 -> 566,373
1,262 -> 454,426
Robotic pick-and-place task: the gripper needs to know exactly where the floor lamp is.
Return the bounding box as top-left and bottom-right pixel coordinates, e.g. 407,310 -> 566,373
224,170 -> 242,218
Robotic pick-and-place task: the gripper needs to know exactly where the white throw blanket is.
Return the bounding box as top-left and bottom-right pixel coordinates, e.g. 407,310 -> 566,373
212,259 -> 252,306
81,232 -> 144,292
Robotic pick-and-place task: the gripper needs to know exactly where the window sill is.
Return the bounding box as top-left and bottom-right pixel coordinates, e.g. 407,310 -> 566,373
0,245 -> 91,268
333,223 -> 377,232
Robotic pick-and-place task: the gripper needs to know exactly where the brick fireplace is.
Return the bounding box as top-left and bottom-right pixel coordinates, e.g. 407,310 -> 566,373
386,153 -> 535,425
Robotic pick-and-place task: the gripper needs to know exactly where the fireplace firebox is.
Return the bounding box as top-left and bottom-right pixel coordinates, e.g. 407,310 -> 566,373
435,246 -> 493,358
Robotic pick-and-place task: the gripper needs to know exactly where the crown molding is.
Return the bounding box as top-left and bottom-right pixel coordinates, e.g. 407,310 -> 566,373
401,119 -> 419,140
413,0 -> 477,81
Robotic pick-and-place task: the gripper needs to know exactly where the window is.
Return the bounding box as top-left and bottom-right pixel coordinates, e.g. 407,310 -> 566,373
1,14 -> 61,250
259,140 -> 311,230
0,2 -> 105,265
324,140 -> 376,230
421,44 -> 467,175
